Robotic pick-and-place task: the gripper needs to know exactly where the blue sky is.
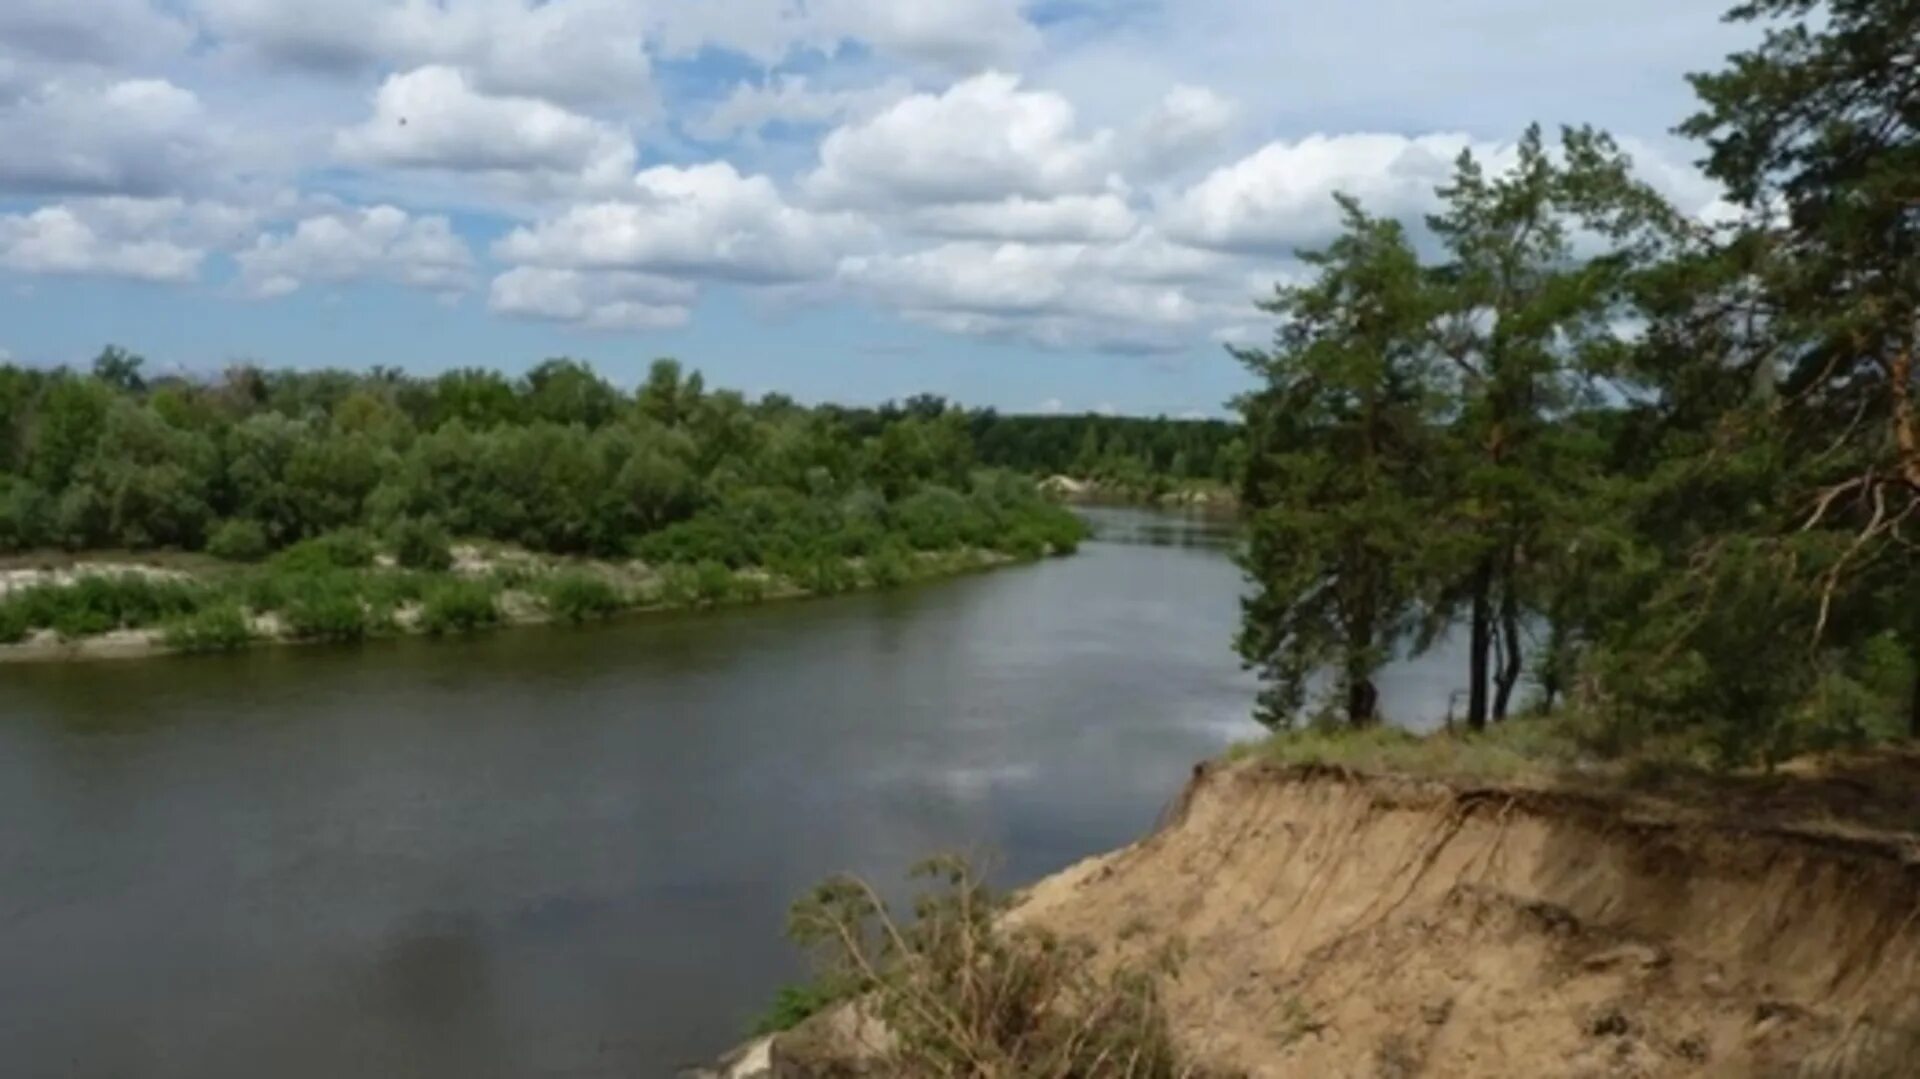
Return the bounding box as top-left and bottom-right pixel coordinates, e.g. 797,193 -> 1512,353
0,0 -> 1750,415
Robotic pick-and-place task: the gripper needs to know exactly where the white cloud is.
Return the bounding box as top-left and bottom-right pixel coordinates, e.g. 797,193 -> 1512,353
489,267 -> 694,332
909,194 -> 1137,243
0,202 -> 206,283
201,0 -> 654,107
0,79 -> 225,196
335,66 -> 635,189
235,205 -> 473,297
1036,397 -> 1064,415
839,239 -> 1233,353
0,0 -> 193,67
654,0 -> 1037,71
816,0 -> 1039,71
1127,86 -> 1238,176
807,73 -> 1118,207
687,75 -> 909,142
496,162 -> 873,283
1160,132 -> 1502,253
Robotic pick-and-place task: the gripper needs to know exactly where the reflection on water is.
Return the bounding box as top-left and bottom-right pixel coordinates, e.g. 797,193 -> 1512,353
0,506 -> 1468,1076
1077,503 -> 1240,550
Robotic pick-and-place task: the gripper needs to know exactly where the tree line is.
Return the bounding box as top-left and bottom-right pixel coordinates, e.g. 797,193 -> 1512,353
1234,0 -> 1919,764
0,354 -> 1083,572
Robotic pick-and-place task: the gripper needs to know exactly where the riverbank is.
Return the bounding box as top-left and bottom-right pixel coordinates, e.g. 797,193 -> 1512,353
0,543 -> 1040,664
1040,474 -> 1238,511
717,736 -> 1920,1076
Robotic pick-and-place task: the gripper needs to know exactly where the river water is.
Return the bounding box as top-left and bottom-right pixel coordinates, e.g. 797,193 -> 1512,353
0,507 -> 1462,1077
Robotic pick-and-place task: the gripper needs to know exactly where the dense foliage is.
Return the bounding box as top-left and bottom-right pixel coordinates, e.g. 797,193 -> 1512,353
0,356 -> 1082,572
1236,0 -> 1920,764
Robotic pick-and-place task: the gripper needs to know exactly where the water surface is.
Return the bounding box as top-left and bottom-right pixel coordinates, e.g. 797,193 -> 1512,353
0,507 -> 1458,1076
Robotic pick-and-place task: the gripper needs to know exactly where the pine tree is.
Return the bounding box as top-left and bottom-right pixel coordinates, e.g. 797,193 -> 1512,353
1235,199 -> 1443,728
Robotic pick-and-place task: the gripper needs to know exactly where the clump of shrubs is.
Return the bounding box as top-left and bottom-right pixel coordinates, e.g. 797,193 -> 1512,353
205,519 -> 271,563
389,517 -> 454,571
537,571 -> 625,623
419,579 -> 500,635
160,604 -> 254,653
280,575 -> 372,642
274,529 -> 378,573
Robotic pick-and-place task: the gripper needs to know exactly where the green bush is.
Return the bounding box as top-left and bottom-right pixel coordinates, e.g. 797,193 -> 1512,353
0,601 -> 29,644
419,579 -> 500,635
865,545 -> 913,589
274,529 -> 378,574
693,560 -> 735,606
280,575 -> 371,642
537,571 -> 624,623
161,604 -> 254,653
751,981 -> 849,1036
206,519 -> 271,562
389,517 -> 453,571
6,573 -> 207,639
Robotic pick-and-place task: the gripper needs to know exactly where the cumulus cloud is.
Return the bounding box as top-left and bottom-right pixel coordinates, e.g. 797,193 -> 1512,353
839,239 -> 1236,353
0,0 -> 194,67
235,205 -> 473,297
654,0 -> 1038,71
0,201 -> 209,283
0,79 -> 225,197
489,266 -> 694,331
908,194 -> 1137,243
201,0 -> 654,106
496,162 -> 873,283
807,73 -> 1118,207
1127,86 -> 1239,176
335,66 -> 635,189
1160,132 -> 1504,253
687,75 -> 909,142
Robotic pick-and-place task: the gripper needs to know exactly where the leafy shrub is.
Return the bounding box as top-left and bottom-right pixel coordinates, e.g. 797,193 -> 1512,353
389,517 -> 453,571
274,529 -> 377,574
751,982 -> 847,1036
0,601 -> 29,644
537,571 -> 624,622
419,579 -> 500,635
205,518 -> 271,563
161,604 -> 254,653
998,525 -> 1047,561
280,575 -> 371,642
6,573 -> 206,639
693,560 -> 735,606
864,545 -> 913,589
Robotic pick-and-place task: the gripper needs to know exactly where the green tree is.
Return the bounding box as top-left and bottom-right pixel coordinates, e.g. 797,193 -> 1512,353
1424,126 -> 1679,729
1681,0 -> 1920,737
1235,200 -> 1443,727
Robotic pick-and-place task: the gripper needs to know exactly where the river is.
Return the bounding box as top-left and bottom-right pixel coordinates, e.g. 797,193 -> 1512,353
0,506 -> 1463,1077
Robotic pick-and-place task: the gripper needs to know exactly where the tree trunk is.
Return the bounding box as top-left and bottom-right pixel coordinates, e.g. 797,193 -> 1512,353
1466,555 -> 1495,732
1493,577 -> 1524,723
1347,677 -> 1380,729
1910,665 -> 1920,741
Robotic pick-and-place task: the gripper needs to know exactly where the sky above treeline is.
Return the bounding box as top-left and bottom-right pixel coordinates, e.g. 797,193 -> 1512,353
0,0 -> 1752,416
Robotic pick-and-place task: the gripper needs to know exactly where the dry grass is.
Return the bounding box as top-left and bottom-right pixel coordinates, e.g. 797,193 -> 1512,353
784,856 -> 1230,1078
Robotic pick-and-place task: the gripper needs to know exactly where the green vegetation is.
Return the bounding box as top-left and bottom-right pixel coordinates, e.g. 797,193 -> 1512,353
418,579 -> 500,636
968,411 -> 1243,503
1236,0 -> 1920,768
389,517 -> 453,571
0,353 -> 1089,655
159,604 -> 254,654
774,857 -> 1205,1077
205,519 -> 270,563
536,571 -> 625,623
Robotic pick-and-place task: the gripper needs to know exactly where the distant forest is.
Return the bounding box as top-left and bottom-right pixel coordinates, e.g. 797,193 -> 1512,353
0,354 -> 1114,565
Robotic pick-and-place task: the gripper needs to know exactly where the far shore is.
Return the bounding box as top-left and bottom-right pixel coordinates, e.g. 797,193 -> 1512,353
0,546 -> 1027,666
